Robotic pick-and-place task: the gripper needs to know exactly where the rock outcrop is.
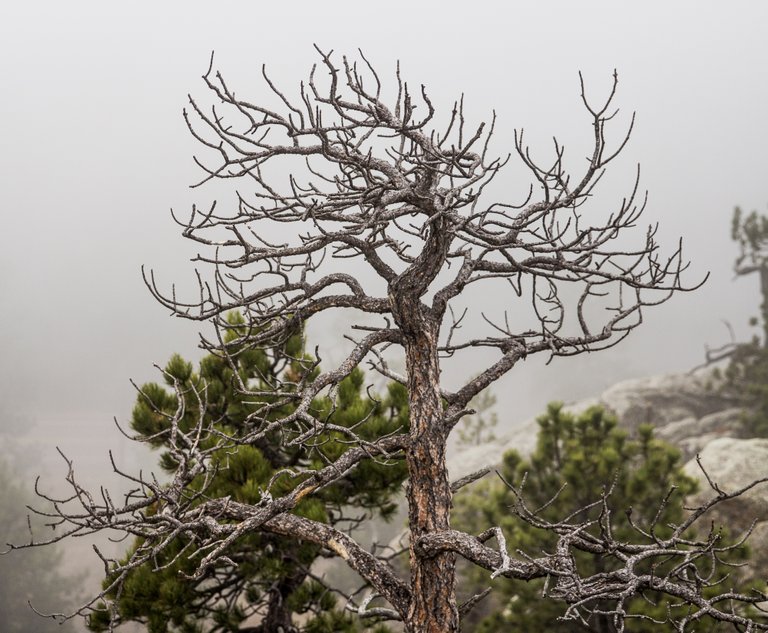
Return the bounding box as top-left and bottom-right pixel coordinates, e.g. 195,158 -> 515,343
683,437 -> 768,527
450,369 -> 747,480
449,368 -> 768,583
682,437 -> 768,580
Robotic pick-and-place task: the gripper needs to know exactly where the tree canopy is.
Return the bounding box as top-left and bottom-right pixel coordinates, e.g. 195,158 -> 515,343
89,315 -> 407,633
455,404 -> 756,632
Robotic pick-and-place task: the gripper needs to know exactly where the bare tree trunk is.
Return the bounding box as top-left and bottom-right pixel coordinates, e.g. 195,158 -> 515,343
403,322 -> 459,633
261,571 -> 304,633
760,264 -> 768,347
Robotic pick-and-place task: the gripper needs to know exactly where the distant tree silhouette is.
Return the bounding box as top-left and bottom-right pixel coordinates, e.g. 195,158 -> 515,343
709,206 -> 768,436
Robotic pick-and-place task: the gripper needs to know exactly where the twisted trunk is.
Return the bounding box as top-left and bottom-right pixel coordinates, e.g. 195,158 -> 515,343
402,318 -> 458,633
384,209 -> 457,631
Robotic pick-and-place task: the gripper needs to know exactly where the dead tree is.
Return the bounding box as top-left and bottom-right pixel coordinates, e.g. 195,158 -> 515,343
11,49 -> 768,633
694,207 -> 768,368
733,206 -> 768,346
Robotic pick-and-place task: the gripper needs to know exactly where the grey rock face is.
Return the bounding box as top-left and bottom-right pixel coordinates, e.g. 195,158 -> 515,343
683,437 -> 768,528
656,408 -> 746,460
656,408 -> 744,443
681,437 -> 768,583
451,369 -> 745,479
598,372 -> 737,432
743,521 -> 768,583
447,368 -> 767,583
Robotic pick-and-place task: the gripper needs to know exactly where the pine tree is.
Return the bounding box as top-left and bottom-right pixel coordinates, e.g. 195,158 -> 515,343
732,206 -> 768,343
715,206 -> 768,435
454,403 -> 751,633
88,315 -> 407,633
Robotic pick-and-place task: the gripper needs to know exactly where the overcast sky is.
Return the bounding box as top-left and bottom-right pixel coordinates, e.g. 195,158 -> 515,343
1,0 -> 767,609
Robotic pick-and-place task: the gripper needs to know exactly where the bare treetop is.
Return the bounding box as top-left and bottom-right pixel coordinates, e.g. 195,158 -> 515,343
148,47 -> 694,416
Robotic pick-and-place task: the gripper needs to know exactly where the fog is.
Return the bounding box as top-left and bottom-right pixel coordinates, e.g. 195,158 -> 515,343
1,0 -> 767,627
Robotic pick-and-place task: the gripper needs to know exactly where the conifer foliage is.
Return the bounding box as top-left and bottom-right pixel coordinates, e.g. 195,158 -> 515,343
455,404 -> 752,633
89,315 -> 407,633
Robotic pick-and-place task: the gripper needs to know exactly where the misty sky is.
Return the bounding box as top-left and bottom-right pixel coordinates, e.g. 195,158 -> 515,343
1,0 -> 767,611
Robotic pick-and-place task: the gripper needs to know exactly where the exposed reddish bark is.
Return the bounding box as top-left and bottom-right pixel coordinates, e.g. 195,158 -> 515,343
403,325 -> 457,632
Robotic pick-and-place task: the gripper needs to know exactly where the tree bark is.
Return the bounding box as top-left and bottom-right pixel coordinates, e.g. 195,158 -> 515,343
402,319 -> 458,633
261,570 -> 304,633
760,264 -> 768,347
